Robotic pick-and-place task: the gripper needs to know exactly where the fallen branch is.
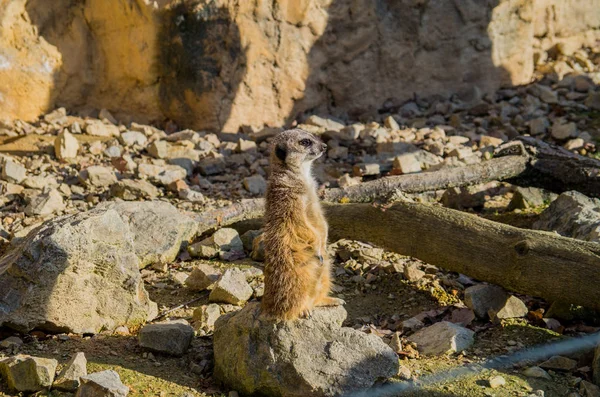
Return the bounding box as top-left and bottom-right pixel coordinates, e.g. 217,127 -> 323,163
322,156 -> 528,203
199,199 -> 600,312
325,201 -> 600,311
496,136 -> 600,198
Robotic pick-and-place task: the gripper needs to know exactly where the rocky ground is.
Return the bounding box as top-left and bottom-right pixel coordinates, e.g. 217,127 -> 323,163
0,47 -> 599,396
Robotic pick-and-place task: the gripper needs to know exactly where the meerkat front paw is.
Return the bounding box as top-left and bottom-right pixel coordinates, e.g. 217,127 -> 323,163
300,309 -> 313,319
315,297 -> 346,307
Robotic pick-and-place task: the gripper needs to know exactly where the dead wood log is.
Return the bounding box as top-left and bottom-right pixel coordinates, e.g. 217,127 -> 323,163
192,199 -> 265,235
322,156 -> 528,203
199,198 -> 600,311
325,201 -> 600,312
495,136 -> 600,198
323,137 -> 600,203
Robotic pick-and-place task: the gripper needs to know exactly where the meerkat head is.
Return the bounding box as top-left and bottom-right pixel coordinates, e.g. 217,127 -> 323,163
270,128 -> 327,169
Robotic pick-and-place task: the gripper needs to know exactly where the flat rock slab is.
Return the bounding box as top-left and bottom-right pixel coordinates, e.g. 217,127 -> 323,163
139,321 -> 194,356
213,302 -> 398,397
408,321 -> 475,356
0,201 -> 196,333
75,370 -> 129,397
0,355 -> 57,392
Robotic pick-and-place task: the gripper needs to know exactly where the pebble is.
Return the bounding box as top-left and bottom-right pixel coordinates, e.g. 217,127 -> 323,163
488,375 -> 506,389
209,269 -> 253,305
54,129 -> 79,161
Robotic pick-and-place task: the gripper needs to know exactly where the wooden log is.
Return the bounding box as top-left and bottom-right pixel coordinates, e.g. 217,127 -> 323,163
322,156 -> 529,203
496,136 -> 600,198
325,201 -> 600,311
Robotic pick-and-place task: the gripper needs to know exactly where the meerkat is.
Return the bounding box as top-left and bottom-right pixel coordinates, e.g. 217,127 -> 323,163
261,128 -> 344,320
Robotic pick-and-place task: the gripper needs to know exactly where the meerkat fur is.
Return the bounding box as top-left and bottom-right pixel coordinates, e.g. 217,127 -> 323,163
261,128 -> 344,320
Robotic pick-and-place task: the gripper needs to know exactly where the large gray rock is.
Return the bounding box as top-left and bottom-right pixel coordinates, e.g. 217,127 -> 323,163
0,201 -> 196,333
533,191 -> 600,243
408,321 -> 475,356
138,320 -> 194,356
75,370 -> 129,397
213,303 -> 398,397
0,355 -> 58,392
464,284 -> 510,319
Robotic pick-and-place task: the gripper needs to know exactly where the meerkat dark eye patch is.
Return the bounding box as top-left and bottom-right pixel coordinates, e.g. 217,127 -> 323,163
275,145 -> 287,162
299,139 -> 312,147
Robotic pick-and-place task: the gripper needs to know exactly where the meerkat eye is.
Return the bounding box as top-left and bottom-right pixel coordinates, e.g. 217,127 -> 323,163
299,139 -> 313,147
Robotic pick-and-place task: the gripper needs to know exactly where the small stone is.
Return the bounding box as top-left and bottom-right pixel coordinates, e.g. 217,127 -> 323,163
489,375 -> 506,389
534,84 -> 558,104
508,187 -> 547,210
0,355 -> 58,392
539,355 -> 577,371
80,166 -> 117,187
564,138 -> 585,151
179,189 -> 205,203
138,163 -> 187,186
104,146 -> 122,158
327,146 -> 348,160
523,366 -> 552,380
448,147 -> 472,159
54,129 -> 79,161
389,332 -> 402,354
574,76 -> 593,93
384,116 -> 400,130
0,336 -> 23,349
171,272 -> 189,286
148,141 -> 169,159
399,317 -> 424,333
353,163 -> 380,177
305,115 -> 344,131
1,160 -> 26,184
25,188 -> 65,216
110,179 -> 159,200
480,135 -> 503,148
198,157 -> 226,176
185,263 -> 222,291
44,107 -> 68,124
551,122 -> 577,140
585,92 -> 600,111
120,131 -> 147,147
529,118 -> 550,135
464,284 -> 509,319
209,269 -> 253,305
393,154 -> 421,174
397,365 -> 411,380
489,296 -> 528,322
408,321 -> 475,356
54,352 -> 87,391
243,175 -> 267,195
237,139 -> 257,153
86,120 -> 120,137
338,173 -> 360,188
192,304 -> 222,332
75,370 -> 129,397
580,380 -> 600,397
138,321 -> 194,356
210,228 -> 244,251
188,242 -> 219,259
241,230 -> 262,252
404,264 -> 425,282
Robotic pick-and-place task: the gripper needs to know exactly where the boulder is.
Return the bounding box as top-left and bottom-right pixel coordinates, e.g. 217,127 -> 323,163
408,321 -> 475,356
54,352 -> 87,391
138,320 -> 194,356
0,355 -> 57,392
75,370 -> 129,397
214,303 -> 398,397
0,201 -> 195,333
533,191 -> 600,243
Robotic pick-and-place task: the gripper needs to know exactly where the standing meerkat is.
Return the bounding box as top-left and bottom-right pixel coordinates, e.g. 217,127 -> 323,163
262,128 -> 344,320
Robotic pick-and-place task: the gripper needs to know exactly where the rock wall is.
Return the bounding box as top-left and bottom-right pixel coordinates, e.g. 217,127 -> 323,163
1,0 -> 599,132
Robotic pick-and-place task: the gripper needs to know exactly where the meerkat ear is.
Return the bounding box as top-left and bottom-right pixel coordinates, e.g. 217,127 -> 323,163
275,145 -> 287,162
